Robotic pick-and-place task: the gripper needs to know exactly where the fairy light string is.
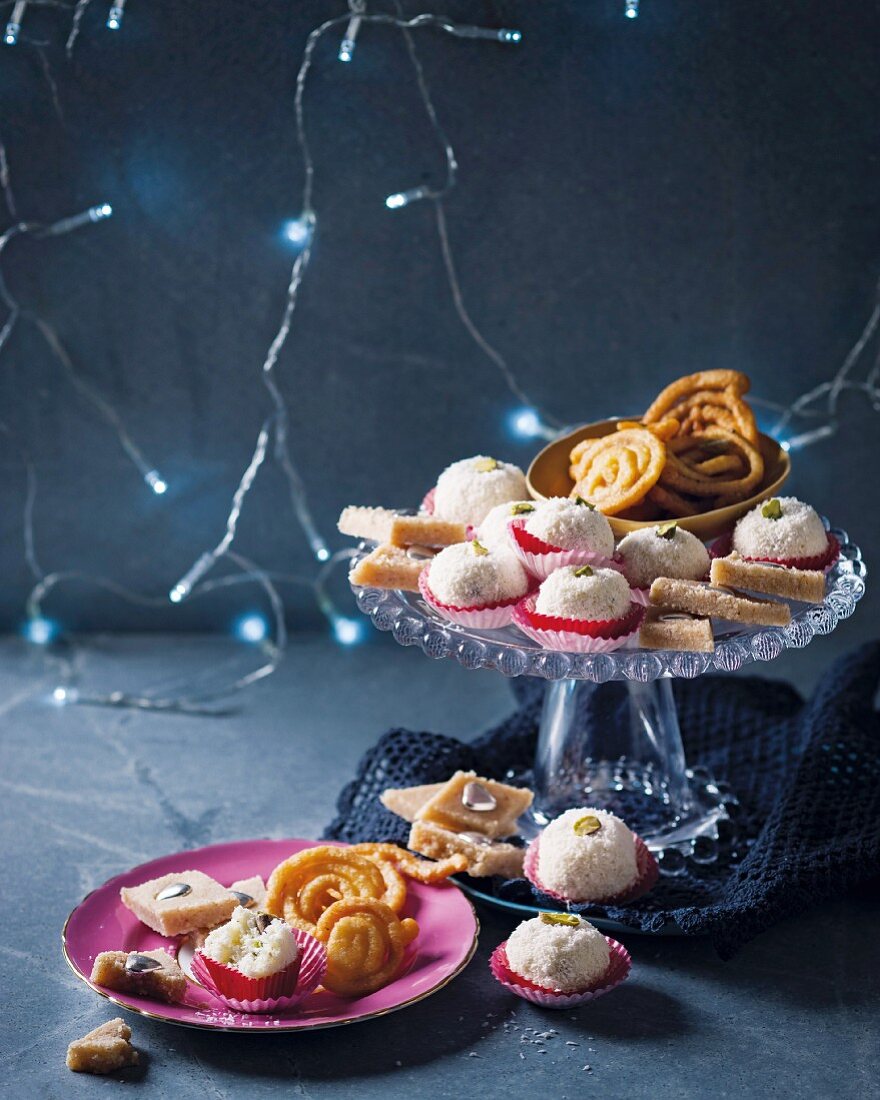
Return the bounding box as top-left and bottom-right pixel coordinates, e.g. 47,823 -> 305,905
12,4 -> 551,712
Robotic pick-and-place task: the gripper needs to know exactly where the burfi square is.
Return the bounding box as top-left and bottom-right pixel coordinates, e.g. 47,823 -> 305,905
66,1018 -> 139,1075
90,948 -> 187,1004
415,771 -> 533,839
120,869 -> 236,936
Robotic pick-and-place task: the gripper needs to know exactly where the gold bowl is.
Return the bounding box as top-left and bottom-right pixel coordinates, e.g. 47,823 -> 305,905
526,418 -> 791,541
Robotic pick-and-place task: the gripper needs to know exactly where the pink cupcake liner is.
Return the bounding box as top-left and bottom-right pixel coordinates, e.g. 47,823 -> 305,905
489,938 -> 631,1009
507,518 -> 621,581
191,928 -> 327,1015
418,566 -> 524,629
512,596 -> 644,653
420,487 -> 436,515
523,833 -> 659,906
709,531 -> 840,573
629,586 -> 651,606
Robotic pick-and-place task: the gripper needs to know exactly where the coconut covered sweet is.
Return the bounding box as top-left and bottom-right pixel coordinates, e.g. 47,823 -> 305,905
433,456 -> 528,526
534,566 -> 631,622
732,496 -> 828,561
616,523 -> 710,589
537,808 -> 639,902
524,498 -> 614,558
506,913 -> 610,993
202,906 -> 299,980
427,541 -> 529,608
478,500 -> 536,552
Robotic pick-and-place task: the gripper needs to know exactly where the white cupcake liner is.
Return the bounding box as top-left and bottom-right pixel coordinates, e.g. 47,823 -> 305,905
419,567 -> 520,629
490,938 -> 631,1009
507,518 -> 621,581
511,597 -> 643,654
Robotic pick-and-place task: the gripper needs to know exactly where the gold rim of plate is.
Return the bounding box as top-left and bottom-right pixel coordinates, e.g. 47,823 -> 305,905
526,418 -> 791,541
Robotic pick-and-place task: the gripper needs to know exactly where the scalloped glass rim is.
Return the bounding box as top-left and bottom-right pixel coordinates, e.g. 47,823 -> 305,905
351,524 -> 865,683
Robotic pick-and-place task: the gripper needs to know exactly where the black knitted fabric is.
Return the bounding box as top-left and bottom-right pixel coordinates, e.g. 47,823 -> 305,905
324,642 -> 880,958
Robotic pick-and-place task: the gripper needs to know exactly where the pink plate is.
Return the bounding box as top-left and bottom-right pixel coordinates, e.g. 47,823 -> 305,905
62,838 -> 479,1033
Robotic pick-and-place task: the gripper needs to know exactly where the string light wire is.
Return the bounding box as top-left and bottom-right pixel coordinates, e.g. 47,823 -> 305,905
11,4 -> 548,712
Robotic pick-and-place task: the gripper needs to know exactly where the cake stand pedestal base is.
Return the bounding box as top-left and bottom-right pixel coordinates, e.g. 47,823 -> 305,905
531,677 -> 735,872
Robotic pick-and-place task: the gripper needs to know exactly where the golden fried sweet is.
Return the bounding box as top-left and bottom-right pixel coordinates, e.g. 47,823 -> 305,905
315,898 -> 419,997
265,847 -> 405,933
569,426 -> 666,516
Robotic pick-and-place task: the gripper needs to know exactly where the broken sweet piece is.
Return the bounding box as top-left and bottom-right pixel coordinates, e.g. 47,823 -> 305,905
228,875 -> 267,909
638,606 -> 714,652
414,771 -> 533,840
120,869 -> 236,936
90,949 -> 187,1004
66,1018 -> 139,1075
338,505 -> 465,548
710,552 -> 825,603
648,577 -> 791,626
408,820 -> 525,878
380,782 -> 447,822
349,543 -> 432,592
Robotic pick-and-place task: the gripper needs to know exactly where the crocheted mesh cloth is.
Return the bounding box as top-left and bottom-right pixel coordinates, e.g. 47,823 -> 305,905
324,642 -> 880,958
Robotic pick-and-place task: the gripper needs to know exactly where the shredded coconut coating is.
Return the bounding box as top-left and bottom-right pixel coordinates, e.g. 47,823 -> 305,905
506,915 -> 610,992
534,566 -> 631,621
524,498 -> 614,557
616,525 -> 710,588
428,542 -> 529,607
537,807 -> 639,901
732,496 -> 827,560
433,456 -> 528,525
202,906 -> 299,979
477,500 -> 534,552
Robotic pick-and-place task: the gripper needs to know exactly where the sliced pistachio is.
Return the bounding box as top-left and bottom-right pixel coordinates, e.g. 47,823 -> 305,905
510,502 -> 535,515
761,498 -> 783,520
574,495 -> 596,510
656,521 -> 678,540
573,813 -> 602,836
474,457 -> 499,473
471,539 -> 489,556
539,911 -> 581,927
573,565 -> 594,578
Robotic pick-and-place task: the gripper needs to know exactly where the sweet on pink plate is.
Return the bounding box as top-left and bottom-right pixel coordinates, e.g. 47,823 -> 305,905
62,837 -> 479,1032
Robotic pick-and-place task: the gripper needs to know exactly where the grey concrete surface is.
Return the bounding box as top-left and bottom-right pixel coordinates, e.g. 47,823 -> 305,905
1,633 -> 878,1099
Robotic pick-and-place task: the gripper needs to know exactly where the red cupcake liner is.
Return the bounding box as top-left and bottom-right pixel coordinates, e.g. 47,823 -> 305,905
512,596 -> 644,653
709,531 -> 840,572
629,586 -> 651,607
420,487 -> 436,515
507,518 -> 622,581
489,937 -> 631,1009
192,928 -> 327,1015
523,833 -> 659,906
419,565 -> 527,629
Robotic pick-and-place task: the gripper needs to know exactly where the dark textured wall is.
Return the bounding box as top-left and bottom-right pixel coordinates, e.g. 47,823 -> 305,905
0,0 -> 878,649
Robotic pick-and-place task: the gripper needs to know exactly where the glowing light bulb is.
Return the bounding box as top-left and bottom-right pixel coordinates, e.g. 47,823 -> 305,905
315,547 -> 330,563
509,407 -> 553,440
283,211 -> 316,249
24,617 -> 58,645
234,613 -> 269,644
385,186 -> 431,210
332,615 -> 364,646
780,423 -> 836,451
338,10 -> 362,62
4,2 -> 25,44
625,0 -> 639,17
52,686 -> 79,706
106,1 -> 125,30
93,203 -> 113,220
144,469 -> 167,495
499,29 -> 521,42
169,552 -> 214,604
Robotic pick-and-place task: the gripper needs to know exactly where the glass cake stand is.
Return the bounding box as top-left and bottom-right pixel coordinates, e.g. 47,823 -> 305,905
351,522 -> 865,881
